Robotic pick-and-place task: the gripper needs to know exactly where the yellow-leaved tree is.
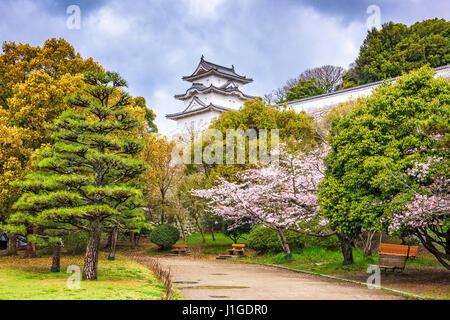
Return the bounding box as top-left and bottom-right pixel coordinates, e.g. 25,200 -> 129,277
0,38 -> 101,256
1,38 -> 157,257
140,134 -> 182,228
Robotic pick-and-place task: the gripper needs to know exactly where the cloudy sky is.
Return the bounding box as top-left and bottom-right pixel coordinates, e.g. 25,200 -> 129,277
0,0 -> 449,135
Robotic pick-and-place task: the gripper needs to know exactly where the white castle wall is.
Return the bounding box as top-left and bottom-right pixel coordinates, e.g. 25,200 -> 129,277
170,65 -> 450,137
287,65 -> 450,115
195,74 -> 245,90
175,109 -> 223,132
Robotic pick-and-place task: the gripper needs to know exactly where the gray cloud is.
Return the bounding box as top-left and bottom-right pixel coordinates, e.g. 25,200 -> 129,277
0,0 -> 448,135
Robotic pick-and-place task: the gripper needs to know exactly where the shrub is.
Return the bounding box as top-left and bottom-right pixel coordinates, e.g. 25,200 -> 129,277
62,232 -> 89,255
248,225 -> 304,253
150,224 -> 180,249
223,220 -> 251,243
140,228 -> 151,238
300,234 -> 340,249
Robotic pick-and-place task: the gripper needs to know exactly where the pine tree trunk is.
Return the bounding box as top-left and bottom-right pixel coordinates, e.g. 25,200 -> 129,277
25,227 -> 36,258
108,227 -> 118,260
83,220 -> 101,280
7,233 -> 17,256
338,234 -> 354,265
51,243 -> 61,272
211,227 -> 215,241
103,231 -> 113,250
130,232 -> 136,249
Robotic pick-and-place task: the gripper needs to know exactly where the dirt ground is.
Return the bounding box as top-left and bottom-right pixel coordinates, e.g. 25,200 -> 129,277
156,256 -> 408,300
341,268 -> 449,299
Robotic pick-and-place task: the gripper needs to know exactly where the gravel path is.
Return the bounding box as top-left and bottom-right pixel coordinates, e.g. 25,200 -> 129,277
157,256 -> 407,300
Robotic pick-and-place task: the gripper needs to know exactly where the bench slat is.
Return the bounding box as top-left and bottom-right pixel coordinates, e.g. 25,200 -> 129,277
378,243 -> 409,256
408,246 -> 419,258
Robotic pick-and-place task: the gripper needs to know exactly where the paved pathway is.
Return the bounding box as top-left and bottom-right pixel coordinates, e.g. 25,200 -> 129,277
157,256 -> 406,300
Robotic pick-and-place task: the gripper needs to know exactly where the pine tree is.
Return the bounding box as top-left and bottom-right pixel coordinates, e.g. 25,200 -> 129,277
8,71 -> 147,280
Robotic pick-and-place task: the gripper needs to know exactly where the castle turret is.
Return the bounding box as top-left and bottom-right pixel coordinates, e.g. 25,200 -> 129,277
166,56 -> 254,132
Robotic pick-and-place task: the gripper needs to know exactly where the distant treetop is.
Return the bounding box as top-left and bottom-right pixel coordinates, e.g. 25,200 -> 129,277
342,18 -> 450,87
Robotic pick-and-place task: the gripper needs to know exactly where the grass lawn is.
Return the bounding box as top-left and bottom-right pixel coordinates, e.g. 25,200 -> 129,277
239,245 -> 445,274
0,252 -> 168,300
177,233 -> 247,255
124,233 -> 247,256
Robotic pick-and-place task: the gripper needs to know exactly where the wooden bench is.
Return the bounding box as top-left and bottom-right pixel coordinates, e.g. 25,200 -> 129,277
377,243 -> 411,272
170,244 -> 189,255
408,246 -> 419,259
226,244 -> 246,256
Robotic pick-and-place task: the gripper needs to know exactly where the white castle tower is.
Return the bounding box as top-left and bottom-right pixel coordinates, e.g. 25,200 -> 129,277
166,56 -> 255,133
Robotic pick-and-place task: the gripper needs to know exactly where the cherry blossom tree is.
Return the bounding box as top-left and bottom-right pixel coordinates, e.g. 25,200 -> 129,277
388,156 -> 450,269
192,145 -> 332,256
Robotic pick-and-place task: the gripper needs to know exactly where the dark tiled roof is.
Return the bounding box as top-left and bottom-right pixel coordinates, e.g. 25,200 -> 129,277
166,103 -> 230,120
175,83 -> 256,100
182,56 -> 253,83
180,96 -> 206,113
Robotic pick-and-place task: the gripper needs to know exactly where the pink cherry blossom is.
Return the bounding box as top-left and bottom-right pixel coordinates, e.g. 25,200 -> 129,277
192,144 -> 330,254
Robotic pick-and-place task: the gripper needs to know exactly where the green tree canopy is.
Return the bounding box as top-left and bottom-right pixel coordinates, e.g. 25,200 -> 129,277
343,19 -> 450,87
0,39 -> 155,258
0,39 -> 102,248
318,66 -> 449,264
7,71 -> 148,279
281,79 -> 325,103
197,98 -> 320,184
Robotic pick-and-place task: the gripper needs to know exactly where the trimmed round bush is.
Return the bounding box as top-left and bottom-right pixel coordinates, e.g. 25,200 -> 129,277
248,225 -> 304,253
62,232 -> 88,255
150,224 -> 180,250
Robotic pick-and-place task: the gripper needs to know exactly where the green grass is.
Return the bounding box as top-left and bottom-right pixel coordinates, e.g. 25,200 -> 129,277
179,233 -> 247,246
0,252 -> 167,300
138,233 -> 248,256
240,246 -> 376,275
240,245 -> 446,276
179,233 -> 247,255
